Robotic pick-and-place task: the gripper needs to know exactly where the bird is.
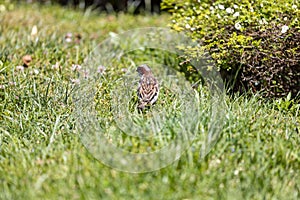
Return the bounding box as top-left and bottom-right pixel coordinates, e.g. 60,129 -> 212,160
136,64 -> 159,110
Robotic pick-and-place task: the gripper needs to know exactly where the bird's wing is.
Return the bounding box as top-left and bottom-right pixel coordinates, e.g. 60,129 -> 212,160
138,76 -> 159,105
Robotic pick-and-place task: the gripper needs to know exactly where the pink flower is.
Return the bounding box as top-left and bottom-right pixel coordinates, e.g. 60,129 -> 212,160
65,32 -> 73,43
97,65 -> 106,74
82,69 -> 89,79
9,82 -> 16,86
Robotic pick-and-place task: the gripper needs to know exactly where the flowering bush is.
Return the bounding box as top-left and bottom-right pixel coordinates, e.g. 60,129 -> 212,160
162,0 -> 300,98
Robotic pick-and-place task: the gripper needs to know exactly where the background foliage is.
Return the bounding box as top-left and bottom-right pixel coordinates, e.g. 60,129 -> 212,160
162,0 -> 300,98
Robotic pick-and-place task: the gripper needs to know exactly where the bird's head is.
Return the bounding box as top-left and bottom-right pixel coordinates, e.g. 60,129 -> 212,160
137,64 -> 152,76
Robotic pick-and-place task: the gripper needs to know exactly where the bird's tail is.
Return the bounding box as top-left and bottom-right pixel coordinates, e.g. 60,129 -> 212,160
137,102 -> 147,110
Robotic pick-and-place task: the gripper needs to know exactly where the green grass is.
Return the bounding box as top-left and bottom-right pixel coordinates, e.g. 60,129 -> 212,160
0,3 -> 300,200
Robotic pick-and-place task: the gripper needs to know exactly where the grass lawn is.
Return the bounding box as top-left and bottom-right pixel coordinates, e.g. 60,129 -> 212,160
0,3 -> 300,200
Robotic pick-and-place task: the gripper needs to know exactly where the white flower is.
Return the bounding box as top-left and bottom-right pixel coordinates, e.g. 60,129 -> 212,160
281,25 -> 289,33
9,82 -> 16,86
217,14 -> 221,19
283,17 -> 288,21
185,24 -> 191,29
29,69 -> 39,75
210,6 -> 214,10
31,25 -> 38,36
233,4 -> 238,9
16,65 -> 24,71
250,7 -> 254,12
65,33 -> 73,43
233,12 -> 240,17
33,69 -> 39,75
71,79 -> 80,84
0,5 -> 6,12
226,7 -> 234,14
65,38 -> 72,43
292,5 -> 297,9
51,62 -> 60,70
0,85 -> 5,89
235,22 -> 242,30
71,64 -> 82,71
234,169 -> 239,175
218,4 -> 225,10
259,18 -> 268,25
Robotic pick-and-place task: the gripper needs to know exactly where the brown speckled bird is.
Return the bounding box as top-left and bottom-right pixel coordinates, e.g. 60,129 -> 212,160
137,64 -> 159,110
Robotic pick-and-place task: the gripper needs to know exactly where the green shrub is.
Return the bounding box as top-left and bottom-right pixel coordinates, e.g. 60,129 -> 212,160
162,0 -> 300,98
